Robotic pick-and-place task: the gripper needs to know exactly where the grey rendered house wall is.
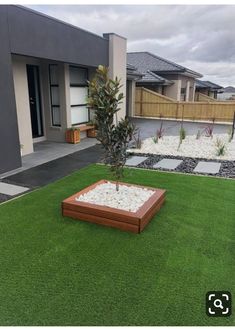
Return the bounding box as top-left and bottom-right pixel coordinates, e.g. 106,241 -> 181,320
0,6 -> 21,174
0,5 -> 109,174
160,74 -> 196,101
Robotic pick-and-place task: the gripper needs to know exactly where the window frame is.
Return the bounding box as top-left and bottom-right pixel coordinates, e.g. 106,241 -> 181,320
69,65 -> 90,126
49,64 -> 61,127
180,87 -> 186,101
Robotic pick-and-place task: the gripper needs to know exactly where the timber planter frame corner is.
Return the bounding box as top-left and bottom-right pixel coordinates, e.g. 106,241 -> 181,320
62,180 -> 166,233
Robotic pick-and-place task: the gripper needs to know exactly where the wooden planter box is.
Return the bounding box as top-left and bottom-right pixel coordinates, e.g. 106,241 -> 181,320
87,128 -> 97,138
62,180 -> 166,233
65,129 -> 80,144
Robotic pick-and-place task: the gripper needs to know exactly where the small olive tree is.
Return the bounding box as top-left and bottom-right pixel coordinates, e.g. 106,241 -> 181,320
88,65 -> 136,191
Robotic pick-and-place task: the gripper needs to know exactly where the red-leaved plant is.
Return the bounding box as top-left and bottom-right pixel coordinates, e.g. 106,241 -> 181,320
204,118 -> 215,138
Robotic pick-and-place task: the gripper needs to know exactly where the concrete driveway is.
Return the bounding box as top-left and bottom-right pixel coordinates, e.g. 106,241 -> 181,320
131,117 -> 231,140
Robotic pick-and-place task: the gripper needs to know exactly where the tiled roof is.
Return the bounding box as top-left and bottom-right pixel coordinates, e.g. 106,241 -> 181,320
202,81 -> 223,89
196,80 -> 223,90
140,70 -> 173,84
195,80 -> 208,88
222,86 -> 235,93
127,52 -> 202,77
126,63 -> 143,78
126,63 -> 136,70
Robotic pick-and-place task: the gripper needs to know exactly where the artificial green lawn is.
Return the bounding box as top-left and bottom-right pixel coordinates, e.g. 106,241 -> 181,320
0,164 -> 234,326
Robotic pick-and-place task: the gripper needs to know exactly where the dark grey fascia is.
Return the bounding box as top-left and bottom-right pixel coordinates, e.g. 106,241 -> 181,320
153,69 -> 202,79
7,5 -> 109,67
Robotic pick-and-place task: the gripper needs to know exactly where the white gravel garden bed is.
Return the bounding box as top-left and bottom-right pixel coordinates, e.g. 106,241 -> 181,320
76,181 -> 155,213
129,133 -> 235,160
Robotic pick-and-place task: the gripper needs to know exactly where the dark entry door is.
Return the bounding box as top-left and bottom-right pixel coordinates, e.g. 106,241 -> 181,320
26,65 -> 44,138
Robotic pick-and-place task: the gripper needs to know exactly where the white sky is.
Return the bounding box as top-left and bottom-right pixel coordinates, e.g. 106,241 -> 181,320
28,5 -> 235,87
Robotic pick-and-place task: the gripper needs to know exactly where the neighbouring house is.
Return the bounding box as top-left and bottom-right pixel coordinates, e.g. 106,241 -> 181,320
127,51 -> 202,102
195,80 -> 223,100
217,86 -> 235,101
0,5 -> 128,174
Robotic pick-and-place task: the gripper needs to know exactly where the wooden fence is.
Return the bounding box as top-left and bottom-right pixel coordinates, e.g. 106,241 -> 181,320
135,87 -> 235,123
195,92 -> 218,102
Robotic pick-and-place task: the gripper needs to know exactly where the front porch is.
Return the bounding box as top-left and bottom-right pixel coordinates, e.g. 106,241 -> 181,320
0,139 -> 97,179
12,54 -> 97,160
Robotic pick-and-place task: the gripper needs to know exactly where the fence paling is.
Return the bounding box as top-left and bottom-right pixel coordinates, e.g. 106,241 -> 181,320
195,92 -> 218,102
135,87 -> 235,123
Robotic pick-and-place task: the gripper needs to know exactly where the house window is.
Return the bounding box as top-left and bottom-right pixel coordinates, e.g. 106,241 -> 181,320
69,66 -> 89,125
49,65 -> 61,127
180,88 -> 186,101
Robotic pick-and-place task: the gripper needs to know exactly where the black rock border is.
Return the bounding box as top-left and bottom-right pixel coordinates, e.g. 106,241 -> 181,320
127,152 -> 235,179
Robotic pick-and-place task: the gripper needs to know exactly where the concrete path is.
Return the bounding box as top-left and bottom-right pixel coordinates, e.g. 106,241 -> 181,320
125,156 -> 148,167
125,154 -> 228,178
193,161 -> 221,174
153,158 -> 183,170
0,182 -> 29,196
2,144 -> 102,188
0,144 -> 102,203
0,139 -> 96,179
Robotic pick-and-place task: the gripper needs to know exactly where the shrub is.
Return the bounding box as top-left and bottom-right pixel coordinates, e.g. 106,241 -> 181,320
204,118 -> 215,138
151,122 -> 164,143
177,140 -> 181,151
177,126 -> 186,151
152,136 -> 158,144
228,126 -> 233,142
86,119 -> 98,129
215,138 -> 226,156
88,65 -> 136,191
134,129 -> 142,149
204,124 -> 214,138
231,111 -> 235,140
179,126 -> 186,140
157,121 -> 165,139
196,130 -> 201,140
68,127 -> 80,131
